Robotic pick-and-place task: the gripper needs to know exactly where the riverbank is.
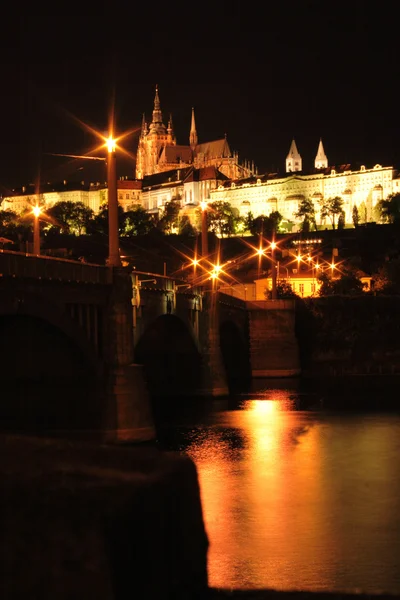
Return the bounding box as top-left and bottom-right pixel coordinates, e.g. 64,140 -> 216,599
1,434 -> 208,599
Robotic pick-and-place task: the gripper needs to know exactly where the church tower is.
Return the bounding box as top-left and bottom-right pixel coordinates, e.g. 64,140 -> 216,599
135,85 -> 176,179
314,138 -> 328,169
286,139 -> 302,173
189,107 -> 198,149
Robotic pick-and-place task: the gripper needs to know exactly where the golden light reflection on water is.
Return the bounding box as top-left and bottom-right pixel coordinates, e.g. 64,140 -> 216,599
184,391 -> 400,593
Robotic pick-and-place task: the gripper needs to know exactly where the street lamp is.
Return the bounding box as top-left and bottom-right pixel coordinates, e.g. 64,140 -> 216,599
32,206 -> 41,255
106,136 -> 121,267
200,200 -> 208,259
48,134 -> 122,268
270,239 -> 277,300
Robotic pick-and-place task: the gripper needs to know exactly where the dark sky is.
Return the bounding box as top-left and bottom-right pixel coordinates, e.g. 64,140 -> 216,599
0,5 -> 398,194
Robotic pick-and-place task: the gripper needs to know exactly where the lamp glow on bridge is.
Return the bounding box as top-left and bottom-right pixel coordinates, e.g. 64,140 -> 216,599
32,205 -> 42,255
200,200 -> 208,259
104,134 -> 121,268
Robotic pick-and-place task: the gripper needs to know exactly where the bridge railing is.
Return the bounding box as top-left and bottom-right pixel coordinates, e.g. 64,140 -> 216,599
0,250 -> 112,284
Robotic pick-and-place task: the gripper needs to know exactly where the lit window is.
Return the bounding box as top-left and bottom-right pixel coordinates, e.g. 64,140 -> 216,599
299,283 -> 304,296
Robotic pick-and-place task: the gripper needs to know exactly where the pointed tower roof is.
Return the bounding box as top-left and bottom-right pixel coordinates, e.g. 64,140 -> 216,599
315,138 -> 328,169
141,113 -> 148,136
286,138 -> 301,160
167,113 -> 174,135
286,138 -> 302,172
149,84 -> 166,133
189,107 -> 198,149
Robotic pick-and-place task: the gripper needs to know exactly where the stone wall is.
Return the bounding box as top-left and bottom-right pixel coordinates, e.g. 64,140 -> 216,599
247,299 -> 300,378
296,296 -> 400,376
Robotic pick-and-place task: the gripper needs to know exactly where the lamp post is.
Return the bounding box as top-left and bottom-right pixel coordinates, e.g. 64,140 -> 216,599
49,136 -> 121,267
32,206 -> 41,255
106,137 -> 121,267
200,200 -> 208,259
271,239 -> 277,300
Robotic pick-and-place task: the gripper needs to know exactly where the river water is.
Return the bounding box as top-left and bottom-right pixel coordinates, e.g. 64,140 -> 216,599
156,379 -> 400,594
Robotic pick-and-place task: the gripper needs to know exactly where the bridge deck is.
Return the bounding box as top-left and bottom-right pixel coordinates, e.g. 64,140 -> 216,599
0,250 -> 112,284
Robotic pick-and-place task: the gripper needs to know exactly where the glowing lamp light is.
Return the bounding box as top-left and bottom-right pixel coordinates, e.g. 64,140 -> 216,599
331,262 -> 336,271
257,248 -> 265,257
191,259 -> 199,267
32,206 -> 41,218
270,242 -> 277,251
106,136 -> 116,153
200,200 -> 208,211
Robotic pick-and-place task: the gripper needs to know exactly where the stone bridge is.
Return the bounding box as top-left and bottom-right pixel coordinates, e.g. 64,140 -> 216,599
0,250 -> 299,441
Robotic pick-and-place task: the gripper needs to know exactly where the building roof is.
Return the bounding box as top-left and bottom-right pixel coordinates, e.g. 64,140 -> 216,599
117,179 -> 142,190
142,166 -> 229,189
183,166 -> 230,183
142,167 -> 193,189
158,145 -> 193,165
195,138 -> 231,159
5,181 -> 98,196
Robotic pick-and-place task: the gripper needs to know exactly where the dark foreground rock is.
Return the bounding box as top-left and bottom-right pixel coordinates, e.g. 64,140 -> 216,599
209,591 -> 400,599
0,434 -> 208,599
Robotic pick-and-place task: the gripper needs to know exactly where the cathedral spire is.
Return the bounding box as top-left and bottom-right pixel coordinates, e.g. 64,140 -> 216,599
141,113 -> 148,136
286,138 -> 302,173
150,84 -> 164,130
315,138 -> 328,169
189,107 -> 198,149
167,113 -> 174,135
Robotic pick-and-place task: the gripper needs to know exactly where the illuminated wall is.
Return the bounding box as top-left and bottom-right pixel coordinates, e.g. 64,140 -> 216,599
211,164 -> 398,228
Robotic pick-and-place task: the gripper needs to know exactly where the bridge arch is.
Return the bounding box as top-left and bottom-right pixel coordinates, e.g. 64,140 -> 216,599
0,289 -> 102,373
219,318 -> 251,394
134,313 -> 202,403
0,290 -> 103,431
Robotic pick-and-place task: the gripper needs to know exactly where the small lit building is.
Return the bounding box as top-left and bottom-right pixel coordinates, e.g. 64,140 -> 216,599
255,271 -> 321,299
255,269 -> 372,299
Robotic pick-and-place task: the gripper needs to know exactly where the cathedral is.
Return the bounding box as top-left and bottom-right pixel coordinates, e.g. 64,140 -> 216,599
135,86 -> 255,181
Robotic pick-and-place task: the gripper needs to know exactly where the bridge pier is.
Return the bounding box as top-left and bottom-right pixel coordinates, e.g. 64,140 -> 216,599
199,292 -> 229,396
104,268 -> 156,443
247,299 -> 301,378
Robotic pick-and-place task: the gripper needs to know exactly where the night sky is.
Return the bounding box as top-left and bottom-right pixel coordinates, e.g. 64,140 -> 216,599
0,5 -> 398,195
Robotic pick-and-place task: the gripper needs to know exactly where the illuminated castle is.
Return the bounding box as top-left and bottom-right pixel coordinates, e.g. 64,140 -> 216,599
212,141 -> 400,228
135,86 -> 255,181
3,89 -> 400,233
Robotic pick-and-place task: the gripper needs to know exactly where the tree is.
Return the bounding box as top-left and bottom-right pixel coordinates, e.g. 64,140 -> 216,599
178,215 -> 197,236
352,205 -> 359,228
158,200 -> 181,234
359,201 -> 368,224
122,204 -> 155,236
245,211 -> 283,236
0,209 -> 18,238
264,280 -> 298,299
337,210 -> 345,230
207,201 -> 240,237
45,201 -> 94,235
88,202 -> 125,236
375,193 -> 400,224
294,198 -> 317,231
372,258 -> 400,294
319,196 -> 344,229
317,269 -> 365,296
